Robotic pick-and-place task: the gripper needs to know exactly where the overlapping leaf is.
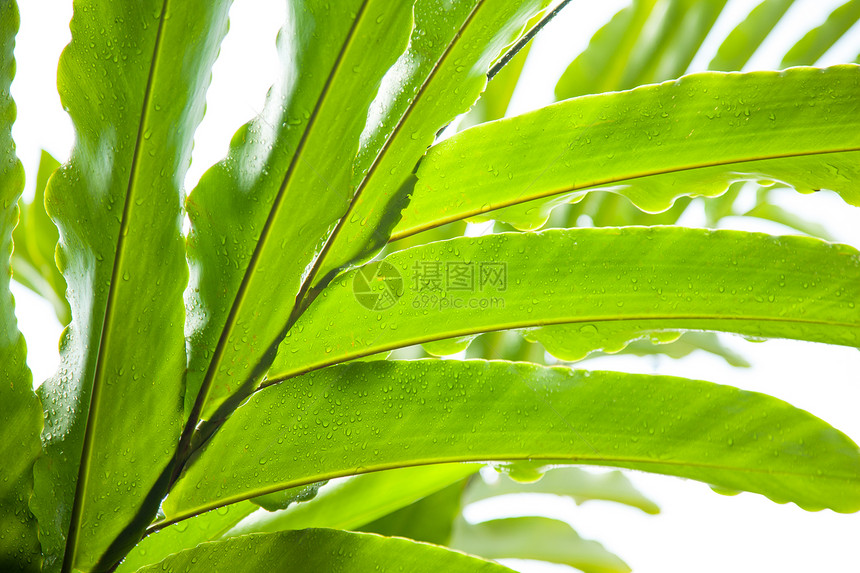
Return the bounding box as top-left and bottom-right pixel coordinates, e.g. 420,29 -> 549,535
11,151 -> 68,324
163,360 -> 860,526
121,464 -> 477,573
137,529 -> 514,573
115,501 -> 257,573
0,4 -> 42,569
360,482 -> 465,545
463,467 -> 660,514
30,1 -> 232,570
222,464 -> 479,538
451,516 -> 630,573
395,66 -> 860,235
183,0 -> 416,428
266,228 -> 860,380
305,0 -> 552,291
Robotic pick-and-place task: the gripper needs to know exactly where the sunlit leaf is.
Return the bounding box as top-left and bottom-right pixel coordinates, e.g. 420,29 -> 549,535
137,529 -> 515,573
451,516 -> 630,573
463,466 -> 660,515
163,360 -> 860,525
11,150 -> 68,324
0,4 -> 42,569
29,1 -> 232,569
268,228 -> 860,379
398,66 -> 860,234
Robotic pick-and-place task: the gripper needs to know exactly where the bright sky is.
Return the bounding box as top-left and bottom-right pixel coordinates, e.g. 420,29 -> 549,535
10,1 -> 860,572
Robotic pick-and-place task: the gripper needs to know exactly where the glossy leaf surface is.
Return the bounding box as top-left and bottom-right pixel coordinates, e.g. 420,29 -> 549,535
268,227 -> 860,380
137,529 -> 513,573
222,464 -> 479,538
184,0 -> 415,425
0,3 -> 42,569
30,1 -> 232,570
397,66 -> 860,234
165,360 -> 860,525
309,0 -> 551,287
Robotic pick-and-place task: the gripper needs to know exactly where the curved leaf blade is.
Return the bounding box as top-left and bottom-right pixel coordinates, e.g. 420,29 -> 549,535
556,0 -> 726,100
137,529 -> 514,573
0,3 -> 42,569
708,0 -> 796,72
555,0 -> 655,100
781,0 -> 860,68
463,467 -> 660,515
396,65 -> 860,235
267,228 -> 860,381
30,1 -> 232,570
184,0 -> 415,425
114,501 -> 257,573
164,360 -> 860,525
359,481 -> 465,545
11,150 -> 68,324
222,464 -> 479,539
306,0 -> 550,289
451,516 -> 630,573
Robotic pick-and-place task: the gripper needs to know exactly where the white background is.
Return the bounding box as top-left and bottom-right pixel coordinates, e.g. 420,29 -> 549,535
10,1 -> 860,571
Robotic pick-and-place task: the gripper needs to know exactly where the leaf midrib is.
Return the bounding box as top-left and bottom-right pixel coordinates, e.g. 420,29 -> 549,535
152,451 -> 859,530
392,143 -> 860,240
266,313 -> 859,384
61,1 -> 171,570
182,0 -> 375,438
298,0 -> 490,295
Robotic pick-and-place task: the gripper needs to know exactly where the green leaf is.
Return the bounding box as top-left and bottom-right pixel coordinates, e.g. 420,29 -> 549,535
555,0 -> 658,100
781,0 -> 860,68
465,331 -> 547,364
250,481 -> 326,512
0,3 -> 42,570
556,0 -> 727,100
450,516 -> 631,573
267,228 -> 860,380
360,481 -> 465,545
525,324 -> 684,363
11,150 -> 69,324
115,502 -> 258,573
305,0 -> 551,290
595,331 -> 751,368
29,1 -> 232,570
460,9 -> 546,129
183,0 -> 415,426
708,0 -> 796,71
164,360 -> 860,526
624,0 -> 728,88
463,467 -> 660,515
396,65 -> 860,235
136,529 -> 515,573
220,464 -> 479,538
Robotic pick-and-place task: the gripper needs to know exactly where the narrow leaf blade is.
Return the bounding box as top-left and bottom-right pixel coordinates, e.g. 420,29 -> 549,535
164,361 -> 860,524
136,529 -> 514,573
0,3 -> 43,569
30,2 -> 232,569
268,228 -> 860,380
398,66 -> 860,234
